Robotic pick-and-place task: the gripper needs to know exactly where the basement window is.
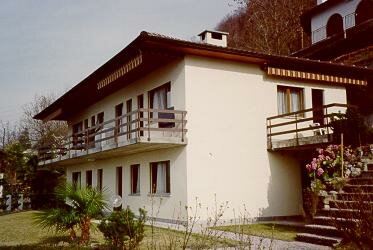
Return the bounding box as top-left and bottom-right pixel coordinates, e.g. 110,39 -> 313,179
86,170 -> 92,187
131,164 -> 140,194
150,161 -> 170,194
72,171 -> 81,188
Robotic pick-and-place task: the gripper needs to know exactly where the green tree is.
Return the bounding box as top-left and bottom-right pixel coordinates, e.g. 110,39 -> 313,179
35,183 -> 108,244
21,94 -> 68,150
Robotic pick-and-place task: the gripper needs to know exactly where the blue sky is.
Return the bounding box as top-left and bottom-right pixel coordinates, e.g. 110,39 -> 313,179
0,0 -> 234,124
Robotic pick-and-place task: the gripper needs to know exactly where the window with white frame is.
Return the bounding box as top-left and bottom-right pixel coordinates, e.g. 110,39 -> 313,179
130,164 -> 140,194
277,86 -> 304,115
150,161 -> 170,194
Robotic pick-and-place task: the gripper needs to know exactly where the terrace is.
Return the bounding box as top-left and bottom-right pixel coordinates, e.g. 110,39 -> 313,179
267,103 -> 348,151
38,108 -> 187,166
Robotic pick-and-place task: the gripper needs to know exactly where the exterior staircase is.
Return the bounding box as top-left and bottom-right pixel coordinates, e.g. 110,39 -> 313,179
296,161 -> 373,247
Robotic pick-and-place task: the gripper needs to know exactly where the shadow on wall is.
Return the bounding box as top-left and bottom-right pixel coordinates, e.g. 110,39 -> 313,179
259,152 -> 303,218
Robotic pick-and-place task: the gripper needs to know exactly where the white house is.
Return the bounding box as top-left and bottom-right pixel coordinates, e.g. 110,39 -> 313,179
35,30 -> 371,223
300,0 -> 372,44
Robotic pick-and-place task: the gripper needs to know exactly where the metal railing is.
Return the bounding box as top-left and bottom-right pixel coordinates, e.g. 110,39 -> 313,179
311,12 -> 356,44
38,108 -> 187,162
267,103 -> 349,150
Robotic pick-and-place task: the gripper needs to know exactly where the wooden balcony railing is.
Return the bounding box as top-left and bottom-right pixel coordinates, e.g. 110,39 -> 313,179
38,108 -> 187,163
267,103 -> 349,150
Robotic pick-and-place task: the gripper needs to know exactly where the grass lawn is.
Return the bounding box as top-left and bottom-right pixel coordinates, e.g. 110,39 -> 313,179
0,210 -> 236,249
213,223 -> 307,242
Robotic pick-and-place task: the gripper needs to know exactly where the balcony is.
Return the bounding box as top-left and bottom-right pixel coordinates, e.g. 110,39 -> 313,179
267,103 -> 348,151
38,108 -> 187,166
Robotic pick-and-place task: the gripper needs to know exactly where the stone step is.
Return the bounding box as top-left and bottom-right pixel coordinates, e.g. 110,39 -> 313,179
329,199 -> 373,209
348,177 -> 373,185
360,170 -> 373,178
304,224 -> 342,237
296,233 -> 342,247
343,184 -> 373,193
312,216 -> 358,227
337,192 -> 373,201
317,207 -> 360,218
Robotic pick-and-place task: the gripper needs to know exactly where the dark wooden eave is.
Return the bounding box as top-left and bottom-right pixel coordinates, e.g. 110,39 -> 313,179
34,31 -> 373,121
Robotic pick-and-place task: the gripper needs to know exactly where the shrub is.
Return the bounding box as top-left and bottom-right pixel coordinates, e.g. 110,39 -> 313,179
98,207 -> 146,249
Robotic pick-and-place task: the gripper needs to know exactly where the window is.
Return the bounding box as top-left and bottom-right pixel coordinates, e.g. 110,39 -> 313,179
126,99 -> 132,139
86,170 -> 92,187
277,86 -> 304,115
149,82 -> 171,110
130,164 -> 140,194
72,171 -> 81,188
137,94 -> 144,136
72,121 -> 83,149
116,166 -> 122,196
150,161 -> 170,194
149,83 -> 174,128
97,169 -> 103,190
97,112 -> 104,129
211,32 -> 223,40
115,103 -> 123,135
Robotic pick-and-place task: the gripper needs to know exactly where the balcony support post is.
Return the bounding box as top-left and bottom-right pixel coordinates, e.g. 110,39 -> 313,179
137,110 -> 140,140
295,113 -> 299,146
86,130 -> 89,154
181,112 -> 185,142
147,109 -> 151,142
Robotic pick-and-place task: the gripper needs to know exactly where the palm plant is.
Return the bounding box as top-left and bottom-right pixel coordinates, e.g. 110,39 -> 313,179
34,183 -> 108,244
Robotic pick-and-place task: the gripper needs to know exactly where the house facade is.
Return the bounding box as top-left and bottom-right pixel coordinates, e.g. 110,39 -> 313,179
294,0 -> 373,129
35,30 -> 371,222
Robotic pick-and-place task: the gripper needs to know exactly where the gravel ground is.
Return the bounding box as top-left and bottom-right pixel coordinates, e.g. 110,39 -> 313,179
149,221 -> 331,250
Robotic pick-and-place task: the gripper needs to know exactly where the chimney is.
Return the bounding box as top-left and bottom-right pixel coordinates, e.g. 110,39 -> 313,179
198,30 -> 229,47
317,0 -> 327,5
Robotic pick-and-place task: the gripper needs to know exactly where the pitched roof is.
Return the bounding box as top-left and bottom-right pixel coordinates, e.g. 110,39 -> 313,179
34,31 -> 373,121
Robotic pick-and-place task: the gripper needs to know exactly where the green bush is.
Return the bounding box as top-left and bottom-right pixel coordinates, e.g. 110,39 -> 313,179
98,207 -> 146,249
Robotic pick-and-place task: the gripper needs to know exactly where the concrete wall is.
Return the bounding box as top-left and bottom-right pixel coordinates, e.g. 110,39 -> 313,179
183,55 -> 346,221
62,54 -> 347,222
68,58 -> 186,131
66,147 -> 188,220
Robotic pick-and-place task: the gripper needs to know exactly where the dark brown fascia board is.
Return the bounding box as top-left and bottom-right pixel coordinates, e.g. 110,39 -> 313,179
300,0 -> 345,33
34,30 -> 372,121
140,31 -> 372,78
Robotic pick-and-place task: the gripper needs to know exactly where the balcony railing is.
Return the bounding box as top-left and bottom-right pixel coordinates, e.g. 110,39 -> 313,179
311,12 -> 356,44
267,103 -> 348,150
38,108 -> 187,164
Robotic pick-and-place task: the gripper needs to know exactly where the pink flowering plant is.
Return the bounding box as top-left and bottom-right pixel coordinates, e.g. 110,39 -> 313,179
306,145 -> 360,181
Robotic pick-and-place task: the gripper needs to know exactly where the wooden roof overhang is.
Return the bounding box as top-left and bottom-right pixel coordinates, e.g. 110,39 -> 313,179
34,41 -> 181,121
34,31 -> 372,121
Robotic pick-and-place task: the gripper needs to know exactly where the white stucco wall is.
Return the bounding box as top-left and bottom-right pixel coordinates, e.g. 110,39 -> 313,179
183,55 -> 347,221
68,58 -> 186,131
62,54 -> 348,222
66,147 -> 188,220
